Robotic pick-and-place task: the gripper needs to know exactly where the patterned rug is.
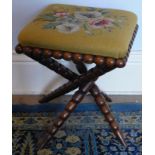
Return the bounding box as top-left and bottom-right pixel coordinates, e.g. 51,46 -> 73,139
12,103 -> 142,155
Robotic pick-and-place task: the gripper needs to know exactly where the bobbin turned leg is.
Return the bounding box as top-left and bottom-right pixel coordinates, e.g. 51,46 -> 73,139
90,86 -> 126,147
37,81 -> 94,149
74,62 -> 125,146
76,63 -> 126,145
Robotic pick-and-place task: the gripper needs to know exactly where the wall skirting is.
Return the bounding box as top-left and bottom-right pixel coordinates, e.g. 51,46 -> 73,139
12,50 -> 142,95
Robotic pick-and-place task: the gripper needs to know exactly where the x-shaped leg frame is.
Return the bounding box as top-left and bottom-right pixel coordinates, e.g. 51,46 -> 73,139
22,52 -> 126,149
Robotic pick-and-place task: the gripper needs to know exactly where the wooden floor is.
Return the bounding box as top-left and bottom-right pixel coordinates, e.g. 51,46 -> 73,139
12,95 -> 142,105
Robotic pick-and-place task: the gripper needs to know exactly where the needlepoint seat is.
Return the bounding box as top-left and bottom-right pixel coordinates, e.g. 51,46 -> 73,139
18,4 -> 137,58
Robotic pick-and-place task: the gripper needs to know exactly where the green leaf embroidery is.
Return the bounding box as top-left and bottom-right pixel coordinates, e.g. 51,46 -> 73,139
112,22 -> 121,28
43,22 -> 59,29
100,11 -> 109,15
83,23 -> 93,35
34,13 -> 57,22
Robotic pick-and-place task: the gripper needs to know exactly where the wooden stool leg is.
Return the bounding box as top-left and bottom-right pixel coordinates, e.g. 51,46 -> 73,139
75,62 -> 126,146
19,53 -> 77,103
37,81 -> 94,149
90,86 -> 126,147
25,53 -> 77,80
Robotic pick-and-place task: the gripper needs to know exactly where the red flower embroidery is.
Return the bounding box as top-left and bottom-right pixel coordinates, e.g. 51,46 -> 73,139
90,18 -> 113,28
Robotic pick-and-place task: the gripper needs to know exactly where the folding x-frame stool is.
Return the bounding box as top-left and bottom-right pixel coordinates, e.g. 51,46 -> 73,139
15,4 -> 138,149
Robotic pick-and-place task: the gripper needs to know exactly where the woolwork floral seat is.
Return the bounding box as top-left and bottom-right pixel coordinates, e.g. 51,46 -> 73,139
18,4 -> 137,58
15,4 -> 138,151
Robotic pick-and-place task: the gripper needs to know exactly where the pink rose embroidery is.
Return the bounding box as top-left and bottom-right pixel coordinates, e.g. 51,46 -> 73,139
89,18 -> 114,29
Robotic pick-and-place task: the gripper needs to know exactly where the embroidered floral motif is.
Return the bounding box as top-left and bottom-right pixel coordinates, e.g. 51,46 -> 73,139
89,18 -> 114,29
56,23 -> 80,33
34,7 -> 126,34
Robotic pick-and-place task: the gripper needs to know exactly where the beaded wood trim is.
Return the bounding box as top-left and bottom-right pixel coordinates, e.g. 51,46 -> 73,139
15,25 -> 138,68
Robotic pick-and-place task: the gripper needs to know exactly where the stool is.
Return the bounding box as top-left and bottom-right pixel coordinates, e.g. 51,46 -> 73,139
15,4 -> 138,150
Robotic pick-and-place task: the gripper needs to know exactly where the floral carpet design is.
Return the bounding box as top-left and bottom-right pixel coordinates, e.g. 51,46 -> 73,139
12,103 -> 142,155
34,7 -> 126,34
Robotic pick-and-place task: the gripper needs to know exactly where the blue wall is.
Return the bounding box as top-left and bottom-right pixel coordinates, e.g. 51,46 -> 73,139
13,0 -> 141,51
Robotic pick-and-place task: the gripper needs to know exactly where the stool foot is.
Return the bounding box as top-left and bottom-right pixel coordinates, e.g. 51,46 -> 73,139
94,92 -> 126,147
37,81 -> 94,148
